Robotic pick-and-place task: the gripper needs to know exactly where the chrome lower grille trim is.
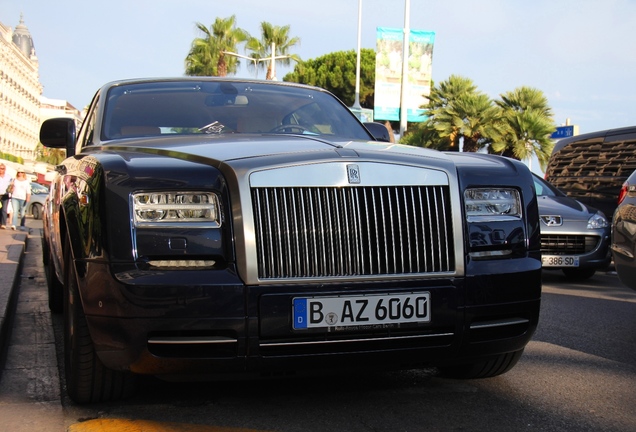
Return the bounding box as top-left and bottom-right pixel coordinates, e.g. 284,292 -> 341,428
148,336 -> 237,345
260,332 -> 454,348
470,318 -> 529,330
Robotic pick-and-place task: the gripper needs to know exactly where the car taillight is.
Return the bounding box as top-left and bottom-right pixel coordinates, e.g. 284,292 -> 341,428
618,182 -> 629,205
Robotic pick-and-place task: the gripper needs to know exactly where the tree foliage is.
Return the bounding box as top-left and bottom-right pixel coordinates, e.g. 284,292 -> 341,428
402,76 -> 555,168
184,16 -> 248,77
284,49 -> 376,108
246,22 -> 301,80
34,143 -> 65,165
402,75 -> 505,151
490,87 -> 555,171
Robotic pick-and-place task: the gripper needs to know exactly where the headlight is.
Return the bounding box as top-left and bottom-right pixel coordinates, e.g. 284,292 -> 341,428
132,192 -> 221,227
464,188 -> 521,221
587,211 -> 609,229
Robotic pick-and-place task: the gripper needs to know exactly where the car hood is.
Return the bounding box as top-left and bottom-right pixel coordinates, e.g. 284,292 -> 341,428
103,134 -> 451,165
537,195 -> 597,221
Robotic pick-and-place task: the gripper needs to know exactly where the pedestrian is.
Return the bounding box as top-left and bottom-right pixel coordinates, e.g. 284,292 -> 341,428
10,169 -> 31,231
0,163 -> 13,229
6,199 -> 13,229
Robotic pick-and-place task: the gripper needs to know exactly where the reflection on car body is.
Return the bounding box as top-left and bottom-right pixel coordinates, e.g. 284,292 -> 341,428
39,78 -> 542,404
28,182 -> 48,220
533,174 -> 611,280
611,170 -> 636,290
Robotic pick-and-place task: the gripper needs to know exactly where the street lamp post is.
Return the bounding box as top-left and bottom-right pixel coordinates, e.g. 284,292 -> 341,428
223,44 -> 296,80
221,51 -> 264,79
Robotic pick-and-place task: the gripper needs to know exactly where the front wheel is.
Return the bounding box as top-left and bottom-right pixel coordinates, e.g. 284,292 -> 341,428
31,202 -> 43,220
437,349 -> 524,379
64,241 -> 137,403
45,245 -> 63,314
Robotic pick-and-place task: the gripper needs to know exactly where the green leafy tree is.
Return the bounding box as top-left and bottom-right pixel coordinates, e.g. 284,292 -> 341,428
184,16 -> 248,77
35,143 -> 65,165
246,22 -> 300,80
402,75 -> 504,152
283,49 -> 376,107
491,87 -> 555,170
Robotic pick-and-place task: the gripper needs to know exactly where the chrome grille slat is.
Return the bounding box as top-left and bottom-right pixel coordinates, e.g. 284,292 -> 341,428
252,186 -> 455,279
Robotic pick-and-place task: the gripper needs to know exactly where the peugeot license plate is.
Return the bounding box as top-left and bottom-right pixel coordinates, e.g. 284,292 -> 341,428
292,292 -> 430,330
541,255 -> 579,267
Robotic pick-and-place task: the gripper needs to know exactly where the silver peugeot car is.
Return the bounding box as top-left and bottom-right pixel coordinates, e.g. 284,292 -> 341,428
534,174 -> 611,279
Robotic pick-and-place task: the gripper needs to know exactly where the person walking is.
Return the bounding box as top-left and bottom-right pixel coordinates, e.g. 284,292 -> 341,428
10,169 -> 31,230
0,163 -> 13,229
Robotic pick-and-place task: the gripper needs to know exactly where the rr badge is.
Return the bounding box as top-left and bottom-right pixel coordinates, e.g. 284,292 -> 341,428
347,164 -> 361,184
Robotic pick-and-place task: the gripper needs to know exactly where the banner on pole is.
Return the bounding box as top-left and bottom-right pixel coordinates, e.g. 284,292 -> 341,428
373,27 -> 435,122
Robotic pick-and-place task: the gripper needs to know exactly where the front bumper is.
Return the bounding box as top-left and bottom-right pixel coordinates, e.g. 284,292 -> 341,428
80,258 -> 541,377
540,231 -> 611,270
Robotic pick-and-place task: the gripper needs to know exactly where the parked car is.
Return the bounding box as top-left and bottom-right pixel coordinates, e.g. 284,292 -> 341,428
611,170 -> 636,290
28,182 -> 48,220
545,125 -> 636,220
39,78 -> 541,404
533,174 -> 611,279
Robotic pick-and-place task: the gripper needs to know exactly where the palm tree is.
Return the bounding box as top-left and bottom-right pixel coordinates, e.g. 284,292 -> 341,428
403,75 -> 504,152
184,16 -> 248,77
246,22 -> 300,80
491,87 -> 555,170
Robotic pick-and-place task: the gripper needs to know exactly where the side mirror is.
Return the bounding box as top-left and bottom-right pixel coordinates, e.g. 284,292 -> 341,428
363,122 -> 393,143
40,118 -> 76,156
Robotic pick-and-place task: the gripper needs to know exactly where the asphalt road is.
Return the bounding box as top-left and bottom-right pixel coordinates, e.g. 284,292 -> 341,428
1,220 -> 635,432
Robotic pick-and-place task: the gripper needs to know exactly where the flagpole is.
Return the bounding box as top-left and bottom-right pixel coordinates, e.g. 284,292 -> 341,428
399,0 -> 410,138
353,0 -> 362,109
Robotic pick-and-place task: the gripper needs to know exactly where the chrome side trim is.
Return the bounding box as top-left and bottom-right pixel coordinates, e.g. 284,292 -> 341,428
260,332 -> 454,348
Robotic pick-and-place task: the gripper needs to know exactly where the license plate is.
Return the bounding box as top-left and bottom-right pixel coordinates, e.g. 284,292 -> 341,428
541,255 -> 579,267
292,292 -> 431,330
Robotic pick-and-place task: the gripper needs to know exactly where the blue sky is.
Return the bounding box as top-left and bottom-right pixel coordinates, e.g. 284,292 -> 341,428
2,0 -> 635,136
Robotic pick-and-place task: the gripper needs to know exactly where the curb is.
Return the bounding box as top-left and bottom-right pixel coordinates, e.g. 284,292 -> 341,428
0,231 -> 28,366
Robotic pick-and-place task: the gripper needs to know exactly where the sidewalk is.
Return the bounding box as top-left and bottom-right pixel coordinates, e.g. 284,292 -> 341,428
0,220 -> 65,431
0,226 -> 28,363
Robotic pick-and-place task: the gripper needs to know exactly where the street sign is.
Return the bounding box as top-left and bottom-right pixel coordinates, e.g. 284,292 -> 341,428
551,125 -> 576,139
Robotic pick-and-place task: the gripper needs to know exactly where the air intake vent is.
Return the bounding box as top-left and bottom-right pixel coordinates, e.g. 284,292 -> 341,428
540,234 -> 599,255
251,186 -> 455,279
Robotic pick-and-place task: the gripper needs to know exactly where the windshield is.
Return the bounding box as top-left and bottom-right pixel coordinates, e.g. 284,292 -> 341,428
533,175 -> 563,197
102,80 -> 372,141
31,183 -> 49,194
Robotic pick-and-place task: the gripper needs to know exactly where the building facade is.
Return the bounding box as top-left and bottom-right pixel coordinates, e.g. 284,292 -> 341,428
0,15 -> 42,161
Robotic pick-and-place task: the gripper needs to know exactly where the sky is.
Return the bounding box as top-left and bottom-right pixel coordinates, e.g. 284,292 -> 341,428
2,0 -> 635,137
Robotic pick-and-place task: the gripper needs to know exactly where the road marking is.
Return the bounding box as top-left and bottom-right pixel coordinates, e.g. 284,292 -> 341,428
69,419 -> 270,432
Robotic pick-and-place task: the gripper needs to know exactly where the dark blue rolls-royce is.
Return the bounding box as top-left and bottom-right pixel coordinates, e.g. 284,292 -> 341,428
40,78 -> 541,404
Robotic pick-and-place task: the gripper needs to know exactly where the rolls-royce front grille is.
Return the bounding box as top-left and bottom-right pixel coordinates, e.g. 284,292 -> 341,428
540,234 -> 599,255
251,186 -> 455,279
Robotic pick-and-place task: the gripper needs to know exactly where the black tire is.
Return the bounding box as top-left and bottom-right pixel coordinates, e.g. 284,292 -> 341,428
562,268 -> 596,280
437,349 -> 524,379
42,236 -> 49,265
45,246 -> 63,314
31,203 -> 42,220
63,241 -> 137,404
